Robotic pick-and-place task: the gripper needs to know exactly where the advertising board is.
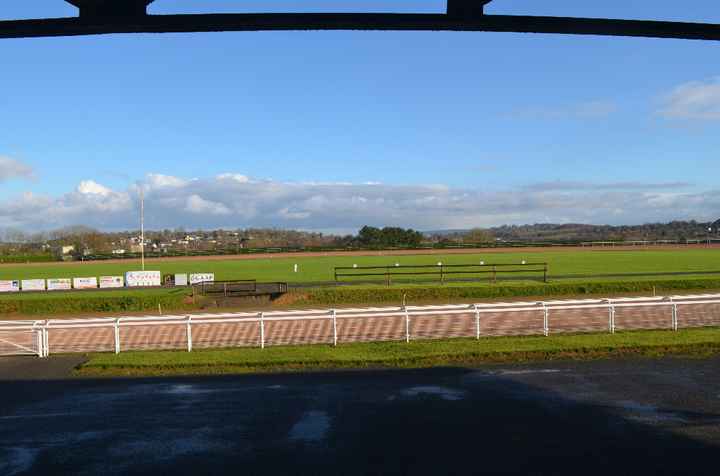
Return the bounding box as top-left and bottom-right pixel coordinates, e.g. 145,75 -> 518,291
0,280 -> 20,293
125,271 -> 162,287
189,273 -> 215,285
47,278 -> 72,291
73,277 -> 98,289
21,279 -> 45,291
99,276 -> 124,289
175,274 -> 188,286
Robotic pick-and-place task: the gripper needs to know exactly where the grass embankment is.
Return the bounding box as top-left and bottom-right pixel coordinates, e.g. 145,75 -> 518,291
0,288 -> 196,316
287,277 -> 720,306
77,327 -> 720,377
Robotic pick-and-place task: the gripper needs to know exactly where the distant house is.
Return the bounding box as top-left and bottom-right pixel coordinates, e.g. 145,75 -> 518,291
52,245 -> 75,261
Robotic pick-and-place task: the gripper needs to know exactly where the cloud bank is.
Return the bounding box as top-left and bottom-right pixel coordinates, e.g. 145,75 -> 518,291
0,156 -> 34,183
0,174 -> 717,233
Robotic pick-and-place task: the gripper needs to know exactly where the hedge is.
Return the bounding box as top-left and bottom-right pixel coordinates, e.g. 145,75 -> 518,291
290,278 -> 720,306
0,293 -> 196,316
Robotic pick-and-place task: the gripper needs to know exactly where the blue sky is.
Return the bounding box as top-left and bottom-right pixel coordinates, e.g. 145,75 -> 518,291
1,1 -> 719,232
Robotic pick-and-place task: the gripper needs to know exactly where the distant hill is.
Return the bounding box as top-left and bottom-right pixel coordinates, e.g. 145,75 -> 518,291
426,220 -> 720,243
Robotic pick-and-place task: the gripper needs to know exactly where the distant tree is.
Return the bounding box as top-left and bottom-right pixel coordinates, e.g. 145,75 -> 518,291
464,228 -> 494,243
356,226 -> 423,248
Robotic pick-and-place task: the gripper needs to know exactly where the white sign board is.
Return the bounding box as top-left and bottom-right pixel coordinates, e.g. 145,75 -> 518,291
189,273 -> 215,285
47,278 -> 72,291
175,274 -> 188,287
99,276 -> 124,289
73,277 -> 98,289
125,271 -> 162,287
0,280 -> 20,293
21,279 -> 45,291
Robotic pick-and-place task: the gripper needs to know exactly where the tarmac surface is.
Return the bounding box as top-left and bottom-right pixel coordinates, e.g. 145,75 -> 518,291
1,357 -> 719,475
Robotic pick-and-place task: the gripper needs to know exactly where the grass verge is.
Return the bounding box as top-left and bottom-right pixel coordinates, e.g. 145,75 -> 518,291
76,327 -> 720,377
0,288 -> 197,316
282,278 -> 720,306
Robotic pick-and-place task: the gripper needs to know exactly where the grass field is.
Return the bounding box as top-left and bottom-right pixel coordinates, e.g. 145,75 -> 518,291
1,248 -> 719,283
76,327 -> 720,377
1,248 -> 718,317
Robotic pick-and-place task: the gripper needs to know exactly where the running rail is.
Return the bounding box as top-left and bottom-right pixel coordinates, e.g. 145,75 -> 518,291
1,293 -> 719,358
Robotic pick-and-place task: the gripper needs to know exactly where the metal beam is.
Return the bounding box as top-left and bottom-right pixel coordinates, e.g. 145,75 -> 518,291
0,13 -> 719,41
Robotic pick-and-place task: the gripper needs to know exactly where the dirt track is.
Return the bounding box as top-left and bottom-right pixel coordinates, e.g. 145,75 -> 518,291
3,295 -> 718,356
4,244 -> 719,268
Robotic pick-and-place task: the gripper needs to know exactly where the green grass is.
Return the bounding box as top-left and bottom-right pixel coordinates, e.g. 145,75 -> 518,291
76,327 -> 720,377
0,288 -> 195,316
1,248 -> 719,283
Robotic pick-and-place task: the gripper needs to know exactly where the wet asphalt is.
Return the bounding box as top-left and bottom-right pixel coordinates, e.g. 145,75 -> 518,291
1,357 -> 719,475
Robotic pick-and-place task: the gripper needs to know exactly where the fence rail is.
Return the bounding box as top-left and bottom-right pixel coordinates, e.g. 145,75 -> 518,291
335,262 -> 549,285
2,293 -> 719,358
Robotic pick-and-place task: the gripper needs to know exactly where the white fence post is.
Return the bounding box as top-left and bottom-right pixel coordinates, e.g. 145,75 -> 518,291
43,322 -> 49,358
35,322 -> 43,358
542,303 -> 549,337
259,312 -> 265,349
404,306 -> 410,343
671,299 -> 679,331
474,304 -> 481,340
114,318 -> 121,354
331,309 -> 337,346
608,300 -> 616,334
186,315 -> 193,352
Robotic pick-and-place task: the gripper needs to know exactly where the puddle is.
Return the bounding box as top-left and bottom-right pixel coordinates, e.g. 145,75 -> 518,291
110,430 -> 227,461
164,384 -> 214,395
288,411 -> 331,443
401,386 -> 465,401
0,447 -> 39,476
496,369 -> 563,376
616,400 -> 687,424
468,369 -> 564,379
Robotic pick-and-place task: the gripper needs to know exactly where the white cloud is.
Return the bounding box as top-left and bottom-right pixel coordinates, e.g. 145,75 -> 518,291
0,156 -> 34,182
185,194 -> 232,216
216,173 -> 250,183
659,78 -> 720,120
77,180 -> 112,196
523,181 -> 693,192
146,173 -> 188,188
0,173 -> 717,232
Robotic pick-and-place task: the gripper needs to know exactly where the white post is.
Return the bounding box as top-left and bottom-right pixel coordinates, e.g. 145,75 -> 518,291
331,309 -> 337,346
474,304 -> 481,340
186,315 -> 193,352
671,299 -> 679,331
404,306 -> 410,343
259,312 -> 265,349
43,322 -> 49,358
542,303 -> 549,337
140,186 -> 145,271
35,324 -> 43,358
608,300 -> 616,334
114,318 -> 121,354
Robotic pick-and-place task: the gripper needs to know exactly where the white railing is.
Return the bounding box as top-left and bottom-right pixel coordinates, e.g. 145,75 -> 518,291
1,293 -> 719,358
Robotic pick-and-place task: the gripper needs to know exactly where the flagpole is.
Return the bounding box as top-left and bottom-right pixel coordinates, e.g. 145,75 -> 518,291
140,186 -> 145,271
